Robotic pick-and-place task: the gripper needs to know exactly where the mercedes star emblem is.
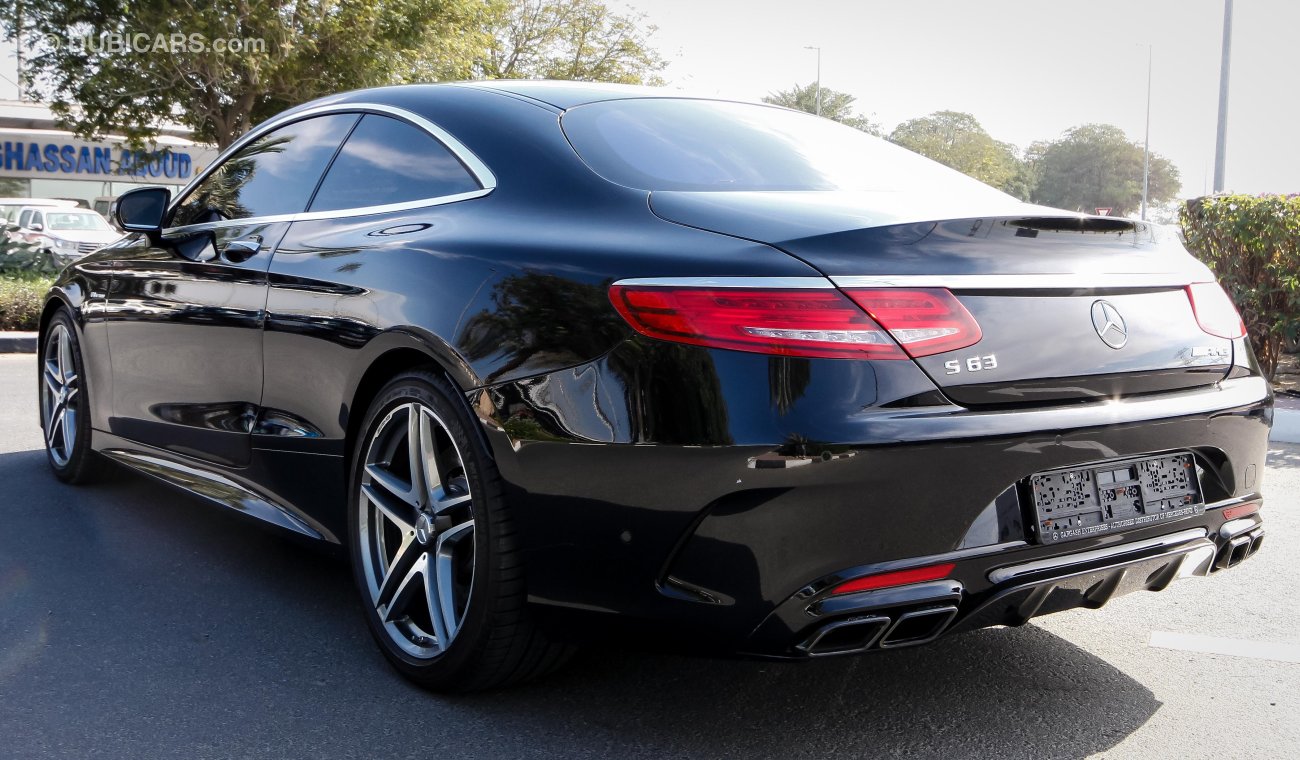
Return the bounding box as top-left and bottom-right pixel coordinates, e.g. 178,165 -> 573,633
1091,300 -> 1128,349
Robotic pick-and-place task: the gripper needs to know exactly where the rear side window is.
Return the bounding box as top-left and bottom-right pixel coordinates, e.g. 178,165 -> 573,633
308,114 -> 480,213
562,98 -> 1012,199
171,113 -> 359,227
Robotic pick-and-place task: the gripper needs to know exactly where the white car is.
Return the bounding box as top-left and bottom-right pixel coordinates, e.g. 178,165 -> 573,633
0,198 -> 80,242
13,206 -> 121,264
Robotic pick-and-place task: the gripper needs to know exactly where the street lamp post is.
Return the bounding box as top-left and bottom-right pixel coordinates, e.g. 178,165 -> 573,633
1141,44 -> 1151,221
804,46 -> 821,116
1213,0 -> 1234,193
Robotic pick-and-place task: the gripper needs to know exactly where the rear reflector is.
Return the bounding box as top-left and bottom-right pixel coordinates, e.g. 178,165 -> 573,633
1221,502 -> 1260,520
608,285 -> 906,359
1186,282 -> 1246,340
842,288 -> 982,357
829,562 -> 956,595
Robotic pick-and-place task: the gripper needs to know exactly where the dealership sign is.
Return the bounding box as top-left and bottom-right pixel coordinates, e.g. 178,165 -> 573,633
0,138 -> 205,183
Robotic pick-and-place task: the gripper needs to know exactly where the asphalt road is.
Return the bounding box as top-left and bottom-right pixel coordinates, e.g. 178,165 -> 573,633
0,353 -> 1297,760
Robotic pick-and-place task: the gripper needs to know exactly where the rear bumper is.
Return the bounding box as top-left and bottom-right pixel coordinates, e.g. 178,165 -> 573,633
762,511 -> 1264,658
475,341 -> 1272,652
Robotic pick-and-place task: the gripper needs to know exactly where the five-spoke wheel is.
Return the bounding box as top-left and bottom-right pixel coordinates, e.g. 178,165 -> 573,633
40,311 -> 96,483
349,371 -> 572,691
41,322 -> 80,468
358,401 -> 476,658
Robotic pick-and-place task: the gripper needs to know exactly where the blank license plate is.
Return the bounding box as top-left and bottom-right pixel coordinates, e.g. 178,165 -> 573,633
1031,453 -> 1204,545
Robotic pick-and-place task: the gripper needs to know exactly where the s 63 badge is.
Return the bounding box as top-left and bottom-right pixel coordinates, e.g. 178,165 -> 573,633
944,353 -> 998,375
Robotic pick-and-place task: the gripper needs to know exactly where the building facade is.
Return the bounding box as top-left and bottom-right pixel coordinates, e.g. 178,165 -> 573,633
0,99 -> 217,207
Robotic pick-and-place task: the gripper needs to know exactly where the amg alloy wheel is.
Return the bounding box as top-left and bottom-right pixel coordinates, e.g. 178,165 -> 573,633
349,371 -> 572,691
40,311 -> 97,483
358,401 -> 476,658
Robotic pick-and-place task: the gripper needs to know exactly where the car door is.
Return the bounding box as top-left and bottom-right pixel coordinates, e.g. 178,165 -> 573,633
104,113 -> 360,466
259,111 -> 490,451
19,208 -> 42,244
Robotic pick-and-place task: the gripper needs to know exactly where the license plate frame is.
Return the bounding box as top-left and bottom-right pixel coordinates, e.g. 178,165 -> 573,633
1030,452 -> 1204,545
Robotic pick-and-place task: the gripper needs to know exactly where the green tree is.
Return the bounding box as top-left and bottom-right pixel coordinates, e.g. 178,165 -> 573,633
1028,124 -> 1180,216
472,0 -> 667,83
4,0 -> 481,150
762,82 -> 880,135
888,111 -> 1027,197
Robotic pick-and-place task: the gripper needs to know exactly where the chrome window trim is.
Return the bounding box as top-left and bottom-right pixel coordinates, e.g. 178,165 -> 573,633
831,273 -> 1205,290
163,102 -> 496,236
161,188 -> 492,237
612,276 -> 833,289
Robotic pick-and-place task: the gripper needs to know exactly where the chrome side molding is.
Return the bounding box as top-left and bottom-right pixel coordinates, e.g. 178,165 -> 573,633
101,449 -> 326,540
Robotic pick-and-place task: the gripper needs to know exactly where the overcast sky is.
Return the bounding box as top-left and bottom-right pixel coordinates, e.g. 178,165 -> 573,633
623,0 -> 1298,197
1,0 -> 1294,197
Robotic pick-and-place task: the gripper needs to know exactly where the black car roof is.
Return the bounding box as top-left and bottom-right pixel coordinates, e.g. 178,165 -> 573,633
453,80 -> 678,110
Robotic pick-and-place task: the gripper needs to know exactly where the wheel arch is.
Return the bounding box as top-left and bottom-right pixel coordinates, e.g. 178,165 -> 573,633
343,330 -> 488,473
37,288 -> 78,345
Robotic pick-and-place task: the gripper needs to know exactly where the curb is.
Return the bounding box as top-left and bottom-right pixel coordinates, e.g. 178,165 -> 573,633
0,331 -> 37,353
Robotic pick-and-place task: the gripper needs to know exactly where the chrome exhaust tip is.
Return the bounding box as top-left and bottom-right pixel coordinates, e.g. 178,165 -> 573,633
1247,531 -> 1264,558
797,615 -> 890,657
1216,534 -> 1252,570
878,606 -> 959,649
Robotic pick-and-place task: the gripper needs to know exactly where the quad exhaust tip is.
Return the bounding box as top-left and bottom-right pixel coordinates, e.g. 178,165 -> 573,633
1215,528 -> 1264,571
879,606 -> 959,649
798,615 -> 890,657
798,605 -> 959,657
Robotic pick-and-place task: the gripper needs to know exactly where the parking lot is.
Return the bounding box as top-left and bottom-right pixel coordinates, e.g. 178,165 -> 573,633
0,352 -> 1296,759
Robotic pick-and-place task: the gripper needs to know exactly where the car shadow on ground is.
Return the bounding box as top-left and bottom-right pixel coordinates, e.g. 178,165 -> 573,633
0,448 -> 1159,759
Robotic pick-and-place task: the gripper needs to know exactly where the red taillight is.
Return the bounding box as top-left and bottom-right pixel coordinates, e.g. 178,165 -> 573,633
1186,282 -> 1246,339
842,288 -> 982,357
608,283 -> 984,360
608,285 -> 906,359
1222,502 -> 1260,520
828,562 -> 956,595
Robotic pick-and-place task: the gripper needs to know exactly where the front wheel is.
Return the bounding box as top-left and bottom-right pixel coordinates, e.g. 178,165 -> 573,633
40,310 -> 98,483
348,370 -> 572,691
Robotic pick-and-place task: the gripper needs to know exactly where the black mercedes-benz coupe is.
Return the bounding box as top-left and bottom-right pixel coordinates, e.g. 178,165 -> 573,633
39,81 -> 1270,691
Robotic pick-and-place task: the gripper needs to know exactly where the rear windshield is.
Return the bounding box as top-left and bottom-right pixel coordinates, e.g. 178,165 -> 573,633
562,98 -> 1012,198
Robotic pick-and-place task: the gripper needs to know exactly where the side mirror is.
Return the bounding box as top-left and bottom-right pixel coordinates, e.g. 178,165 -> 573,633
29,222 -> 43,232
112,186 -> 171,239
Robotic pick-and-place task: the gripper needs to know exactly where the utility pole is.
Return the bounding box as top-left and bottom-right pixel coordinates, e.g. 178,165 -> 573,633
804,46 -> 821,116
1141,44 -> 1151,221
1213,0 -> 1234,193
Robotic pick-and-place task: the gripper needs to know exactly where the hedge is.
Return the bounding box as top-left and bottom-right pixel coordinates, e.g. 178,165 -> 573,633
1181,194 -> 1300,380
0,237 -> 56,331
0,272 -> 51,331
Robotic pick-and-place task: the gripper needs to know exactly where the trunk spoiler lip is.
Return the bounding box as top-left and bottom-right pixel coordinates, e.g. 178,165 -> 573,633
830,271 -> 1214,290
610,269 -> 1217,292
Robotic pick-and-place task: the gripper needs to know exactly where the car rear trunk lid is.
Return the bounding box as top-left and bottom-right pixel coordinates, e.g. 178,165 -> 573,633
650,191 -> 1232,405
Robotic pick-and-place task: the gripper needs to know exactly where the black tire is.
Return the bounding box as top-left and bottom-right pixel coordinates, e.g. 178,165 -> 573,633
39,309 -> 99,484
348,369 -> 573,692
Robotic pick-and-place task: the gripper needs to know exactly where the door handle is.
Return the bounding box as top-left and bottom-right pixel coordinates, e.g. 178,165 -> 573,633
221,237 -> 262,263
